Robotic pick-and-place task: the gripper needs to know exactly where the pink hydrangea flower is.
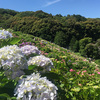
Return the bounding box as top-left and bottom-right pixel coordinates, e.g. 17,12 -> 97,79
82,70 -> 87,73
98,72 -> 100,74
55,59 -> 57,61
89,74 -> 92,76
81,72 -> 84,76
76,71 -> 81,75
92,73 -> 95,76
70,69 -> 75,72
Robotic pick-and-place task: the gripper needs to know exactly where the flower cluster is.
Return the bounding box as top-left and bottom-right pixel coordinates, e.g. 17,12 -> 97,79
0,45 -> 28,79
0,29 -> 13,39
28,55 -> 54,72
70,69 -> 75,72
14,73 -> 58,100
20,45 -> 41,58
19,42 -> 34,47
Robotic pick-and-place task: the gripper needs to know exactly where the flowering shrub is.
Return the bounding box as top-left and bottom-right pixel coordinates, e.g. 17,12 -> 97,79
28,55 -> 54,72
0,29 -> 13,39
20,45 -> 41,58
0,45 -> 28,79
19,42 -> 33,47
1,30 -> 100,100
14,73 -> 58,100
70,69 -> 75,72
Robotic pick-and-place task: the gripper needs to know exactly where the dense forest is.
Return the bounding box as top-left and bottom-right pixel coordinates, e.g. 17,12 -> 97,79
0,8 -> 100,59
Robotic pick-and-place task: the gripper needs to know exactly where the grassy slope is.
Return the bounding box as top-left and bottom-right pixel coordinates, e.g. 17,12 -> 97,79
13,31 -> 100,100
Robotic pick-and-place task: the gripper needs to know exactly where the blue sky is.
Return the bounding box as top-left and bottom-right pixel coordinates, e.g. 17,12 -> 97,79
0,0 -> 100,18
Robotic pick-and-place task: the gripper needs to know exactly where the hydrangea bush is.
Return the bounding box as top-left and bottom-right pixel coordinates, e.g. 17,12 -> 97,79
0,45 -> 28,79
28,55 -> 54,72
20,45 -> 41,59
14,73 -> 58,100
0,30 -> 58,100
0,29 -> 13,39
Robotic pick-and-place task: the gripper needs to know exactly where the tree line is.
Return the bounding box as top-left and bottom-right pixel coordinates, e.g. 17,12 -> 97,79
0,8 -> 100,59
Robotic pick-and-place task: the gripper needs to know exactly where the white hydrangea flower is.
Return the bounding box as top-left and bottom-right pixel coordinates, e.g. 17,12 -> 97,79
20,45 -> 41,58
0,45 -> 28,79
0,29 -> 13,39
28,55 -> 54,72
14,73 -> 58,100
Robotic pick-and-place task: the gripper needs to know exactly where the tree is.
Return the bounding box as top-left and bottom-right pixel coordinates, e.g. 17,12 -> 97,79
69,36 -> 79,52
54,31 -> 67,47
79,37 -> 92,56
85,43 -> 99,59
96,39 -> 100,57
69,36 -> 76,50
73,40 -> 79,52
96,39 -> 100,46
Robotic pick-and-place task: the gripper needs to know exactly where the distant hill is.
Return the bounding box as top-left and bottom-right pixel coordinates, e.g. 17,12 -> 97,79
0,8 -> 100,59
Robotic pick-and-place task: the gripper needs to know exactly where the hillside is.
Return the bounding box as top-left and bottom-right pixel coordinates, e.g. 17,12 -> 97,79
0,8 -> 100,59
0,29 -> 100,99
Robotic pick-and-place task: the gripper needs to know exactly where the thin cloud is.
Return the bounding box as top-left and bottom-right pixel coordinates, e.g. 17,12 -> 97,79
44,0 -> 61,7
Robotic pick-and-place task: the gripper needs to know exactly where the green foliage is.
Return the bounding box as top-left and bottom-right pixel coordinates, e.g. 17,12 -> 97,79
41,47 -> 52,53
95,59 -> 100,65
54,31 -> 67,47
1,9 -> 100,57
34,10 -> 52,18
0,38 -> 21,48
72,14 -> 87,22
85,43 -> 99,59
79,37 -> 92,56
69,36 -> 79,52
0,29 -> 100,100
0,93 -> 11,100
96,39 -> 100,46
0,70 -> 17,100
9,38 -> 21,45
0,8 -> 18,16
15,11 -> 35,17
74,40 -> 79,52
69,36 -> 76,50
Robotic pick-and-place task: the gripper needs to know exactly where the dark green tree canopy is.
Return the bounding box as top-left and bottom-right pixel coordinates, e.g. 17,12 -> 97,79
1,8 -> 100,59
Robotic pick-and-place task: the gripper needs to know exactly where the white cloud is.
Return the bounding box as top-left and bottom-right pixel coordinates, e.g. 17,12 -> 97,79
44,0 -> 61,7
